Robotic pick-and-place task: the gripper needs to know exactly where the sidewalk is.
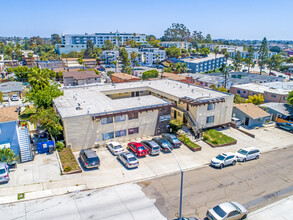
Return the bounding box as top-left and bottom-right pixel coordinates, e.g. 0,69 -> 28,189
249,195 -> 293,219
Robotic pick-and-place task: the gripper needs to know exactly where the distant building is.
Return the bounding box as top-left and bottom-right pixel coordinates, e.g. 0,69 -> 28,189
37,60 -> 64,70
260,102 -> 293,122
159,41 -> 191,50
55,32 -> 146,54
230,82 -> 293,103
229,51 -> 277,61
204,44 -> 244,53
111,73 -> 141,83
161,72 -> 190,83
63,70 -> 101,86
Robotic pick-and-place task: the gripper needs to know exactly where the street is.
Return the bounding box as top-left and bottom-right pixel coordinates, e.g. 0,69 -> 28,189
140,145 -> 293,219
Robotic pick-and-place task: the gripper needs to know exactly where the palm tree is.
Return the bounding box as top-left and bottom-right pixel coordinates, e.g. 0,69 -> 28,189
222,64 -> 229,89
224,52 -> 229,63
175,63 -> 182,74
181,63 -> 188,73
130,51 -> 137,75
155,54 -> 160,68
214,46 -> 219,72
28,68 -> 50,90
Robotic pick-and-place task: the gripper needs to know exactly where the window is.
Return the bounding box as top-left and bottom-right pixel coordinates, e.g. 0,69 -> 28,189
101,117 -> 113,124
128,112 -> 138,120
115,130 -> 126,137
206,116 -> 214,123
128,127 -> 139,135
102,132 -> 114,140
227,211 -> 239,218
114,115 -> 126,122
207,103 -> 215,111
243,91 -> 247,94
271,94 -> 276,98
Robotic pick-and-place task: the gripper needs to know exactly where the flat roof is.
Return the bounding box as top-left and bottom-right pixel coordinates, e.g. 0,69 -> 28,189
180,54 -> 224,64
260,102 -> 293,117
54,79 -> 231,118
112,73 -> 141,80
63,71 -> 101,80
0,82 -> 24,93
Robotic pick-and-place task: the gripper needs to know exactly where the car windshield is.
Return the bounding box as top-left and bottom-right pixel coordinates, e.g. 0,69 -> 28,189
0,168 -> 6,174
153,146 -> 160,150
114,145 -> 122,149
88,158 -> 99,163
172,138 -> 180,142
216,155 -> 225,160
163,141 -> 172,148
128,157 -> 137,162
138,147 -> 145,151
238,149 -> 248,155
213,205 -> 227,218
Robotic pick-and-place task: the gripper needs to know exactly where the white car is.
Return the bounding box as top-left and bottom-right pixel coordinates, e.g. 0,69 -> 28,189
207,201 -> 248,220
107,142 -> 124,155
2,94 -> 9,102
211,152 -> 237,169
235,147 -> 260,162
10,94 -> 19,101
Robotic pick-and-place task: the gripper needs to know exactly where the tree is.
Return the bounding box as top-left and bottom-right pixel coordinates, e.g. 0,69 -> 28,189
288,91 -> 293,106
270,46 -> 281,53
142,69 -> 159,80
245,46 -> 254,73
102,40 -> 115,50
224,52 -> 230,62
28,68 -> 55,90
165,45 -> 181,58
0,148 -> 18,164
162,23 -> 190,41
51,34 -> 62,45
214,47 -> 219,72
221,64 -> 229,89
163,67 -> 173,73
192,31 -> 204,43
175,62 -> 188,74
234,94 -> 247,104
199,47 -> 210,55
107,71 -> 115,77
215,86 -> 228,93
9,66 -> 32,81
29,107 -> 63,138
205,34 -> 212,43
84,39 -> 95,58
0,92 -> 3,102
119,47 -> 131,74
247,94 -> 264,105
26,83 -> 63,109
130,51 -> 137,75
4,45 -> 13,58
267,54 -> 282,73
258,37 -> 268,75
0,41 -> 4,54
233,51 -> 242,71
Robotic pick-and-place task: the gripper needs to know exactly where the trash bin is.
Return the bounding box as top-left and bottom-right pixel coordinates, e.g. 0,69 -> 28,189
48,145 -> 54,154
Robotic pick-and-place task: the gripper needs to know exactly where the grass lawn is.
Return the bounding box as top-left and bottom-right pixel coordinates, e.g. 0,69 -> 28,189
58,147 -> 80,172
203,129 -> 236,145
19,106 -> 36,120
178,133 -> 200,150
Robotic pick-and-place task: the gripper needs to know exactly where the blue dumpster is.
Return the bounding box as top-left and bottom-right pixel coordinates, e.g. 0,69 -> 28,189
36,141 -> 55,154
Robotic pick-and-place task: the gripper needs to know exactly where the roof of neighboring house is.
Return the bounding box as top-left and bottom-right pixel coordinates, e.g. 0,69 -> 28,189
53,67 -> 67,73
233,103 -> 270,119
82,59 -> 96,62
260,102 -> 293,117
0,82 -> 24,93
63,71 -> 100,80
161,72 -> 186,81
111,73 -> 141,80
0,106 -> 19,123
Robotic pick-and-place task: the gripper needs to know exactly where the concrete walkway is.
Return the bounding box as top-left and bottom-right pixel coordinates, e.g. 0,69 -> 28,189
249,195 -> 293,220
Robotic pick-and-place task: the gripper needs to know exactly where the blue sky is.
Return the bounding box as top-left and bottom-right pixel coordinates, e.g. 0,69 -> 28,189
1,0 -> 292,40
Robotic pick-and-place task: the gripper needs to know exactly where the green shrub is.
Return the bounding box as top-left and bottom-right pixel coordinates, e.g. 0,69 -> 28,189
203,129 -> 236,145
56,141 -> 65,152
169,119 -> 183,133
142,69 -> 159,80
64,166 -> 72,172
178,133 -> 200,149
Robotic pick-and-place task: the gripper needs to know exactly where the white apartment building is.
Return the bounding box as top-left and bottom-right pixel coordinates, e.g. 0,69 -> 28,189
204,44 -> 244,52
159,41 -> 192,50
229,51 -> 277,61
56,32 -> 146,54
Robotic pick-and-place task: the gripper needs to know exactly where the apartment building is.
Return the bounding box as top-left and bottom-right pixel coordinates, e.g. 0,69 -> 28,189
230,82 -> 293,103
229,51 -> 277,61
55,32 -> 146,54
159,41 -> 192,50
54,79 -> 234,151
63,70 -> 101,86
204,44 -> 244,52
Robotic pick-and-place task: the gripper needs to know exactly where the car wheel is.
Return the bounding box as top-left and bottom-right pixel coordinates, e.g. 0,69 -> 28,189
243,158 -> 246,162
232,160 -> 236,166
220,164 -> 224,169
255,155 -> 259,159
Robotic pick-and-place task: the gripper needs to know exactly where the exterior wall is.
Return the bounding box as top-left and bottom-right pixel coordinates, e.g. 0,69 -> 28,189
63,77 -> 76,86
0,121 -> 20,157
63,110 -> 160,151
230,87 -> 262,99
178,57 -> 225,73
155,107 -> 171,135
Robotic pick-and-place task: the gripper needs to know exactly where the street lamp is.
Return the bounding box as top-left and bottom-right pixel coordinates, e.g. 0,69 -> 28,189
166,145 -> 184,220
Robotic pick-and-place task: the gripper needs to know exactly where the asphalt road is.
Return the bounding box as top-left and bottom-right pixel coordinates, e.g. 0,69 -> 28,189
139,145 -> 293,219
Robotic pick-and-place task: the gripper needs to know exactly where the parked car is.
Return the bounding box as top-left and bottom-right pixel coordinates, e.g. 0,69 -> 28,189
162,133 -> 182,148
206,201 -> 248,220
117,152 -> 139,169
79,149 -> 100,169
211,153 -> 237,169
235,147 -> 260,162
141,140 -> 160,155
107,142 -> 124,155
276,122 -> 293,132
231,117 -> 242,128
152,137 -> 173,152
2,94 -> 9,102
10,94 -> 19,101
0,163 -> 10,183
127,142 -> 148,157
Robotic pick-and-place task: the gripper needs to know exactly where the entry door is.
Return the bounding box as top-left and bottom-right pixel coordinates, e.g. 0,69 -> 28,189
245,117 -> 249,126
174,110 -> 177,119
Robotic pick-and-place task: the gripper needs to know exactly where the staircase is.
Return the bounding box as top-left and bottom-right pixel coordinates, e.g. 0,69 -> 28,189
183,111 -> 199,135
18,127 -> 33,162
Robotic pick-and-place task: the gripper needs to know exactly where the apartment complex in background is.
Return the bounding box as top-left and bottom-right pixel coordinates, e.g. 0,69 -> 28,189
230,82 -> 293,103
229,51 -> 277,61
159,41 -> 192,50
55,32 -> 146,54
204,44 -> 244,53
54,79 -> 233,151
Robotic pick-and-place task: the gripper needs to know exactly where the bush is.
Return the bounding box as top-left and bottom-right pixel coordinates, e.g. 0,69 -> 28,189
169,119 -> 183,133
178,133 -> 200,149
142,69 -> 159,80
56,141 -> 65,152
64,166 -> 72,172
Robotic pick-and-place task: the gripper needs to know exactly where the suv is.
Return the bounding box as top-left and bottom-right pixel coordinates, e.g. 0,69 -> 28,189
141,140 -> 160,155
152,137 -> 173,152
79,149 -> 100,169
162,134 -> 181,148
107,142 -> 124,155
235,147 -> 260,162
127,142 -> 148,157
0,163 -> 9,183
118,152 -> 139,168
211,153 -> 237,169
231,117 -> 242,128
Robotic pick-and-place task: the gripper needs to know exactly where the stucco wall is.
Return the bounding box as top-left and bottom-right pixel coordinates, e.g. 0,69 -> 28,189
0,121 -> 20,156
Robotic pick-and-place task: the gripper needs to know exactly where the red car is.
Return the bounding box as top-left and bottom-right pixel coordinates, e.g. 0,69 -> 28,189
127,142 -> 148,157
